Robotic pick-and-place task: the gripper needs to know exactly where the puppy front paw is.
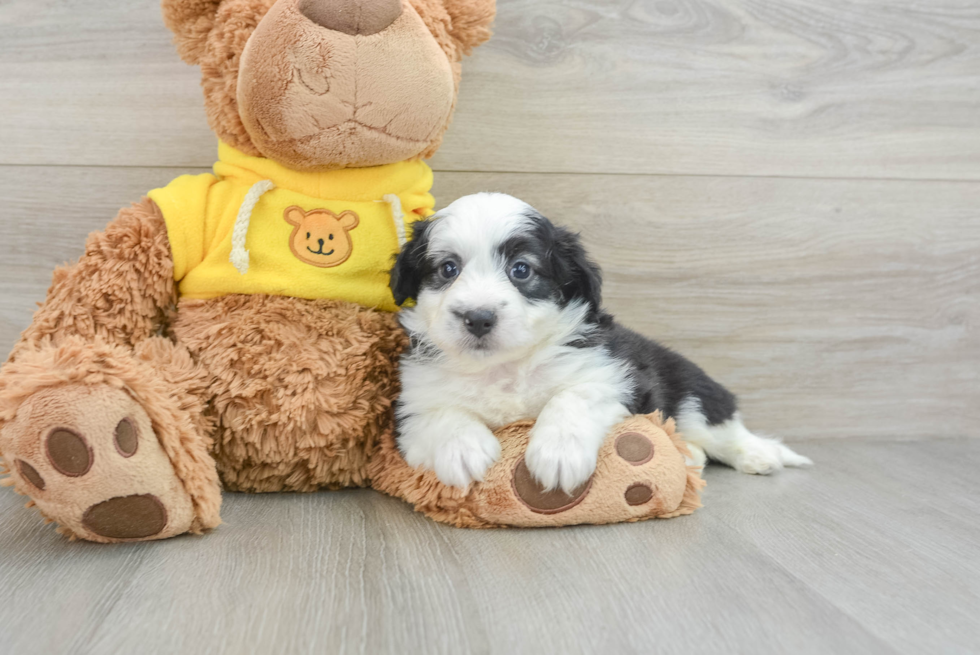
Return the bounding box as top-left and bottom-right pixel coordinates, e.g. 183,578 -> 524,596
525,422 -> 599,494
403,425 -> 502,489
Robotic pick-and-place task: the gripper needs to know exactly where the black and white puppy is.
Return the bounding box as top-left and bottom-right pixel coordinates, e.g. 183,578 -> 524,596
389,193 -> 811,493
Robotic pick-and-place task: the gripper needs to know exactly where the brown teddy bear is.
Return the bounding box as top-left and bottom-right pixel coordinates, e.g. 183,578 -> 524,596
0,0 -> 703,543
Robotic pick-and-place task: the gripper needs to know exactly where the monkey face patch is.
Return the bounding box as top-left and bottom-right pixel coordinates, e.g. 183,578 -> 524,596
284,206 -> 359,268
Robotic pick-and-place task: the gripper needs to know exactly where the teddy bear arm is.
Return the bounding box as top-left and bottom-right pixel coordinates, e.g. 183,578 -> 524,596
10,198 -> 177,362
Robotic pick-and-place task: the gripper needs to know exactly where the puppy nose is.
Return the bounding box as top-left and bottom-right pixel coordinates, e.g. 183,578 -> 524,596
463,310 -> 496,338
298,0 -> 403,36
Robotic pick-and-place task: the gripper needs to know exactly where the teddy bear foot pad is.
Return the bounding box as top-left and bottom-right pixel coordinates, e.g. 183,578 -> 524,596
1,384 -> 197,542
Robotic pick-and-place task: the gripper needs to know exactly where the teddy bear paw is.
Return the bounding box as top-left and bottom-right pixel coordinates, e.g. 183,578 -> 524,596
494,417 -> 702,525
1,384 -> 197,542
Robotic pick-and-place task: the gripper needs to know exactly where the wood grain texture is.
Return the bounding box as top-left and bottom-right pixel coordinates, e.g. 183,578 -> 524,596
1,1 -> 978,179
707,439 -> 980,655
1,165 -> 976,441
3,439 -> 979,655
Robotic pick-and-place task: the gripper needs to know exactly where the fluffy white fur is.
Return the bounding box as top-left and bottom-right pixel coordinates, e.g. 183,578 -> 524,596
397,194 -> 632,493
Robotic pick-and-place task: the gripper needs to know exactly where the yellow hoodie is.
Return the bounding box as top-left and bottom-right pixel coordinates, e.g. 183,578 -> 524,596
148,143 -> 434,312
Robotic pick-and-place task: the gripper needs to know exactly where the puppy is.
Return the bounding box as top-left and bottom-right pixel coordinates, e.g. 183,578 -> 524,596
389,193 -> 811,492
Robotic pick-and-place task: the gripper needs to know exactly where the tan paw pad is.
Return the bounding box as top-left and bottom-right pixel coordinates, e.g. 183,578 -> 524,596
15,460 -> 46,491
615,432 -> 654,465
0,384 -> 197,542
512,458 -> 593,514
45,428 -> 93,477
82,494 -> 168,540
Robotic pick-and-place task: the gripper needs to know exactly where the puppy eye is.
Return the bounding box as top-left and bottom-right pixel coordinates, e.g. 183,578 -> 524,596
440,261 -> 459,279
510,261 -> 532,280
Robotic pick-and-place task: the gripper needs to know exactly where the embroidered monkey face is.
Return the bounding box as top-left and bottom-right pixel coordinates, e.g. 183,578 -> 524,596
284,206 -> 359,268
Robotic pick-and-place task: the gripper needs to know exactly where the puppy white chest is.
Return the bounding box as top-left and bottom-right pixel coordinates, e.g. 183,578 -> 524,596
462,363 -> 558,428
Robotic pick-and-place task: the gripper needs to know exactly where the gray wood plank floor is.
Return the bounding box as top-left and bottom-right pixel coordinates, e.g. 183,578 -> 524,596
1,439 -> 976,655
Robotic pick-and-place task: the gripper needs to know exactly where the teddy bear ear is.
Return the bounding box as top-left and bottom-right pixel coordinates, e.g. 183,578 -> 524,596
442,0 -> 496,55
339,211 -> 360,230
284,206 -> 306,226
161,0 -> 223,65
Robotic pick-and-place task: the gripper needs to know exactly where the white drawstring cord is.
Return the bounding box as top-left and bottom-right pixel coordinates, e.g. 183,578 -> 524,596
229,179 -> 275,275
380,193 -> 407,246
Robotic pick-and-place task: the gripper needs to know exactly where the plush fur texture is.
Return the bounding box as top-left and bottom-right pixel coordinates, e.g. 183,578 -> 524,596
171,295 -> 407,492
236,0 -> 456,170
9,198 -> 176,358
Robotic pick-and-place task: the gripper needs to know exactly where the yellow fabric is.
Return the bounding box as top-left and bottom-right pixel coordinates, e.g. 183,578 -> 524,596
148,142 -> 434,311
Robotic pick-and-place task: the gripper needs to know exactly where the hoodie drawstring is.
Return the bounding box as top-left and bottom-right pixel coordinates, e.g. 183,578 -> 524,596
229,179 -> 275,275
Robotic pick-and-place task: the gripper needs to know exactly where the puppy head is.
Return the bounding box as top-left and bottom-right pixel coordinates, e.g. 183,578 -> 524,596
390,193 -> 602,363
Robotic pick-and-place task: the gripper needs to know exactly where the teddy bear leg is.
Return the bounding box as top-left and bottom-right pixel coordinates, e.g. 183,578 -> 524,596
0,337 -> 222,543
371,413 -> 706,528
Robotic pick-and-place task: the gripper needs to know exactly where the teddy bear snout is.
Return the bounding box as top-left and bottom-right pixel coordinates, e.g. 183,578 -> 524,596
298,0 -> 403,36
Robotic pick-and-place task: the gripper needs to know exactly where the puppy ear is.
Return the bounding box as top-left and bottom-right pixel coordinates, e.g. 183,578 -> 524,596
390,220 -> 435,306
551,225 -> 603,314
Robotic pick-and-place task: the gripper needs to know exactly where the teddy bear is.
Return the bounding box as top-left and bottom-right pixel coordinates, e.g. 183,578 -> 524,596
0,0 -> 703,543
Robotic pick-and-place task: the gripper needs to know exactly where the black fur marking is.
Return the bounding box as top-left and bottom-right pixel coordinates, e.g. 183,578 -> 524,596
390,220 -> 438,306
495,211 -> 604,317
496,234 -> 556,303
598,318 -> 738,426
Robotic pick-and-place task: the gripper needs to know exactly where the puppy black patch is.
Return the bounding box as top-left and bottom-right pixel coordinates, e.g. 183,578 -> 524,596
496,211 -> 603,317
496,233 -> 557,303
390,220 -> 436,305
602,321 -> 738,426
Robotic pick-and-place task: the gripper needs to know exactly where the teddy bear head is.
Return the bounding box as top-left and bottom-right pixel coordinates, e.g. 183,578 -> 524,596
162,0 -> 495,171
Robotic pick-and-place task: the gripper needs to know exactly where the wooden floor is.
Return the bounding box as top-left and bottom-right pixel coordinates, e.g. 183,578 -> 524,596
1,439 -> 978,655
1,1 -> 979,653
